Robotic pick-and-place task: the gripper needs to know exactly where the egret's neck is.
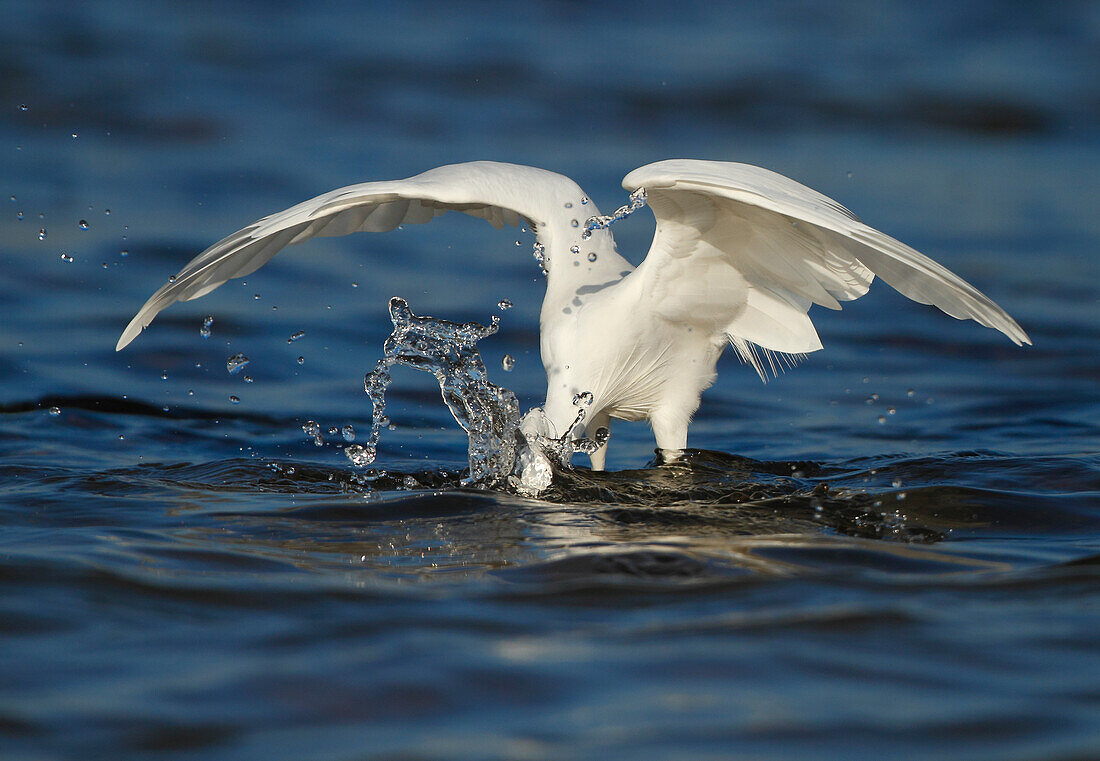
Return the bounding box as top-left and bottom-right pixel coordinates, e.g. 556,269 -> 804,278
537,220 -> 631,305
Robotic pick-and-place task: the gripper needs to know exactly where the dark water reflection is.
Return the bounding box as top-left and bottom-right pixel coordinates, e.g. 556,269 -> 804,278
2,1 -> 1099,759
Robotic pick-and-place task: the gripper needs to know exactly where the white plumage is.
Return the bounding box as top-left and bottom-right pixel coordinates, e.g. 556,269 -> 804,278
117,160 -> 1029,469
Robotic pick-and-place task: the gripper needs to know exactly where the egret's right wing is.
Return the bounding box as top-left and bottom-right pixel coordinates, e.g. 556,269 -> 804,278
117,161 -> 587,350
623,160 -> 1029,377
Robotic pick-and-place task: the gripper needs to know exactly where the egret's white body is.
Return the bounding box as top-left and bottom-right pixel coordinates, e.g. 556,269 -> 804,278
117,160 -> 1029,469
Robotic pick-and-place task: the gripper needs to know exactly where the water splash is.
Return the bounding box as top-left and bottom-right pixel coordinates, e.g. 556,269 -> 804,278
352,298 -> 522,488
582,187 -> 647,240
532,242 -> 548,276
226,353 -> 250,375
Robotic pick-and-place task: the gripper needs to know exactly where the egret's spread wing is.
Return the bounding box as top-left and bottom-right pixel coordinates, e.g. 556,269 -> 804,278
623,160 -> 1030,376
117,161 -> 585,350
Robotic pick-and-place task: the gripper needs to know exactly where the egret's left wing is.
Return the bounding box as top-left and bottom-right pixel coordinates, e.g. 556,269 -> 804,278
116,161 -> 591,350
623,160 -> 1029,377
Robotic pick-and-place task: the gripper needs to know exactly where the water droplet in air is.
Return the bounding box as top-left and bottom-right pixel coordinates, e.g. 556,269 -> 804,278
253,293 -> 260,300
877,415 -> 886,424
497,299 -> 512,311
120,250 -> 128,257
287,330 -> 305,343
302,420 -> 324,446
892,478 -> 902,488
515,240 -> 522,246
345,444 -> 373,468
341,425 -> 355,442
587,252 -> 597,262
570,219 -> 579,227
104,209 -> 110,215
580,197 -> 589,205
887,407 -> 896,415
48,406 -> 61,416
297,356 -> 305,365
160,371 -> 167,380
564,202 -> 573,209
907,389 -> 915,398
38,228 -> 46,241
168,275 -> 176,283
532,242 -> 548,275
229,395 -> 240,404
502,354 -> 515,371
71,132 -> 78,139
573,391 -> 594,407
78,219 -> 88,230
59,253 -> 73,263
19,104 -> 28,112
243,375 -> 253,383
226,353 -> 250,374
200,315 -> 214,338
15,211 -> 23,220
570,245 -> 579,254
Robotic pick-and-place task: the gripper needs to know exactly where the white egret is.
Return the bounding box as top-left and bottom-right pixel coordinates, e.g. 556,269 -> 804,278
117,160 -> 1029,470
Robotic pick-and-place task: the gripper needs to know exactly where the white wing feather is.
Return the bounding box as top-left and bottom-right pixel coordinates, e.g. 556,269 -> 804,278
623,160 -> 1030,377
116,161 -> 584,350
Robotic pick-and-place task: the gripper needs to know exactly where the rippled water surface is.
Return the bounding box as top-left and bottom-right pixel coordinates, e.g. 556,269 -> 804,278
2,2 -> 1098,759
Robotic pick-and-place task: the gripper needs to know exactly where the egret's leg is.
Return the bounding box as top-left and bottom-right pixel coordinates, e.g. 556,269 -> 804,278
586,411 -> 611,471
650,410 -> 688,464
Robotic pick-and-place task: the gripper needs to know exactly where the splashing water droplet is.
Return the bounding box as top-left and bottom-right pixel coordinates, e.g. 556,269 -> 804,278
78,219 -> 88,230
59,253 -> 73,263
200,315 -> 214,339
38,228 -> 46,241
48,406 -> 61,417
230,395 -> 240,404
532,242 -> 548,276
502,354 -> 515,371
570,245 -> 579,254
226,353 -> 250,375
344,444 -> 372,467
587,252 -> 597,262
15,211 -> 23,221
359,297 -> 521,486
580,196 -> 589,205
287,330 -> 305,343
573,391 -> 594,407
341,425 -> 355,442
302,420 -> 324,447
582,187 -> 647,240
297,356 -> 305,365
564,202 -> 573,209
497,299 -> 512,311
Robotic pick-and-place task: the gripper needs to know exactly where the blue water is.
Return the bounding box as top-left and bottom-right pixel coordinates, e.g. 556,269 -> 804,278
2,2 -> 1099,758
